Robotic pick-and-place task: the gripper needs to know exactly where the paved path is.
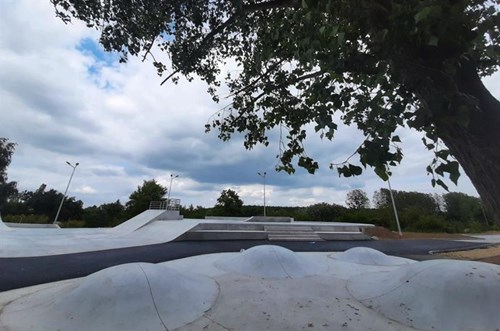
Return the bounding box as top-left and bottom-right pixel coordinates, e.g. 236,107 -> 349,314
0,239 -> 491,292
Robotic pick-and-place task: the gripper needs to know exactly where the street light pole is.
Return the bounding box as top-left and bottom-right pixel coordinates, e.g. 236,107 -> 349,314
53,161 -> 79,224
257,171 -> 266,217
167,174 -> 179,202
386,170 -> 402,236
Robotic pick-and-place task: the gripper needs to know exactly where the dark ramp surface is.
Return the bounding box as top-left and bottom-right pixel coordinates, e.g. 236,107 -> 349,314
0,239 -> 490,292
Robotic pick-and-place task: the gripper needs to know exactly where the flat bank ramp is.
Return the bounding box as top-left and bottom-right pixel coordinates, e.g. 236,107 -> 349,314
112,210 -> 168,235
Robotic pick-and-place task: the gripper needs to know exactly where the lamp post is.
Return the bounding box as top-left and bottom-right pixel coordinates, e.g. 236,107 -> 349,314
167,174 -> 179,202
257,171 -> 267,217
53,161 -> 79,224
386,169 -> 402,236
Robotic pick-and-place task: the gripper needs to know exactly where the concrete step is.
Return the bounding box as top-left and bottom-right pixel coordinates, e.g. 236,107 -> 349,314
317,232 -> 372,241
268,233 -> 323,241
264,225 -> 314,232
265,224 -> 324,241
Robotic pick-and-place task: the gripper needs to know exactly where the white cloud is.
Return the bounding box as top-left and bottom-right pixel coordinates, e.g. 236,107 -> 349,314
76,185 -> 97,194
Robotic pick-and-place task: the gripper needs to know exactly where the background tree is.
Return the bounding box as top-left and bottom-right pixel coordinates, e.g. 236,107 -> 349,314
443,192 -> 484,223
213,189 -> 243,216
373,188 -> 439,213
53,0 -> 500,223
181,204 -> 207,219
373,189 -> 391,209
82,200 -> 125,227
0,138 -> 17,211
306,202 -> 346,222
101,200 -> 126,224
346,189 -> 370,209
23,184 -> 84,222
125,179 -> 167,217
0,138 -> 15,183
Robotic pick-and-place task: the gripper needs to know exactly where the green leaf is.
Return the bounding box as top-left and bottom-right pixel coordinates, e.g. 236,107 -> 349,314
448,161 -> 460,185
436,179 -> 448,191
349,164 -> 363,176
391,135 -> 401,143
374,166 -> 389,181
337,165 -> 352,177
414,7 -> 431,23
330,25 -> 339,37
337,32 -> 345,45
428,35 -> 439,46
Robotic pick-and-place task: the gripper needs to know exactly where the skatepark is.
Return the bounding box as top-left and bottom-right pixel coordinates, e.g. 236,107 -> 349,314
1,205 -> 499,330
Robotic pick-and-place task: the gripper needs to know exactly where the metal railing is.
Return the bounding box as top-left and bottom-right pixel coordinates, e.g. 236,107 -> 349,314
149,199 -> 181,211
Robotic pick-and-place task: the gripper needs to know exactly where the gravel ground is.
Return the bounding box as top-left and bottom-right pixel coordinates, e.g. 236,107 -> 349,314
365,227 -> 500,265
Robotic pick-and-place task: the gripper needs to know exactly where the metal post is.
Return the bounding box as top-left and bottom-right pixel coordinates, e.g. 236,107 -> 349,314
53,161 -> 79,224
257,172 -> 267,217
387,175 -> 402,236
168,174 -> 178,208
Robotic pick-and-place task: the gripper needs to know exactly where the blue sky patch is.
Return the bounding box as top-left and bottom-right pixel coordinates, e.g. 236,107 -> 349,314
76,38 -> 119,75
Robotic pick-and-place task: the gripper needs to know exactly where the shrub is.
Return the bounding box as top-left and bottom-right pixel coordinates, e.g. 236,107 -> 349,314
409,215 -> 447,232
3,214 -> 49,224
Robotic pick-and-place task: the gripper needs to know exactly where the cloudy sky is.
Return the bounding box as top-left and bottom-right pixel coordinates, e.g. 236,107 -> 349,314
1,1 -> 498,209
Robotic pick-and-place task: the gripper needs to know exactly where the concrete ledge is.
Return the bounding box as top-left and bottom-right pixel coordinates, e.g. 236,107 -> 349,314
5,223 -> 60,229
245,216 -> 293,223
318,232 -> 372,241
205,216 -> 249,221
175,231 -> 268,241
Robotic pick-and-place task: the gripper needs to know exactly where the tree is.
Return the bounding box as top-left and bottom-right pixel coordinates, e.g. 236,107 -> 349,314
125,179 -> 167,217
52,1 -> 500,223
0,138 -> 17,210
443,192 -> 484,223
306,202 -> 346,221
22,184 -> 84,222
346,189 -> 370,209
0,138 -> 15,183
101,200 -> 126,224
373,188 -> 439,214
181,204 -> 207,219
83,200 -> 125,227
214,189 -> 243,216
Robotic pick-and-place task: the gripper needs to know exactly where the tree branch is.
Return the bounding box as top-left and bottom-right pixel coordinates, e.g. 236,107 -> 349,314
141,37 -> 156,62
227,59 -> 286,98
161,0 -> 298,84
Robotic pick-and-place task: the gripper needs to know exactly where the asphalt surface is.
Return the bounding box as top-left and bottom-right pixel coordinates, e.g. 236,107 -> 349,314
0,239 -> 492,292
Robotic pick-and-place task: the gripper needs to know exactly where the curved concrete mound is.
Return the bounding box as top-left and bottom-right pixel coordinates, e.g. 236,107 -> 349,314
216,245 -> 328,279
333,247 -> 414,266
1,263 -> 218,331
348,259 -> 500,330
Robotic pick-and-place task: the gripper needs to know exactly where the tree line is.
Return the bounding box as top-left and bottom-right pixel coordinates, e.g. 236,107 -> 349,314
184,188 -> 495,233
0,138 -> 496,232
0,179 -> 167,228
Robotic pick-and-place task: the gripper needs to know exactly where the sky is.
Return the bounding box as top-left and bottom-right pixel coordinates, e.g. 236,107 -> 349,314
0,1 -> 498,209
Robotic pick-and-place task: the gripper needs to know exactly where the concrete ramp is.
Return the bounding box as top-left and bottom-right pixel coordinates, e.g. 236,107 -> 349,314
112,210 -> 169,235
0,213 -> 13,231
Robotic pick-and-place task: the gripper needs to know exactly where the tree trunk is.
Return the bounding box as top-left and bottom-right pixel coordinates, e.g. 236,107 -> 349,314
431,63 -> 500,224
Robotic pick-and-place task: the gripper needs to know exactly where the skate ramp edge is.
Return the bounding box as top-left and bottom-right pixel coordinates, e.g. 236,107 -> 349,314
112,210 -> 169,234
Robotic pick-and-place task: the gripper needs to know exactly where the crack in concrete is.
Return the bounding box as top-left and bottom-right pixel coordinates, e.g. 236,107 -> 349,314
138,264 -> 169,331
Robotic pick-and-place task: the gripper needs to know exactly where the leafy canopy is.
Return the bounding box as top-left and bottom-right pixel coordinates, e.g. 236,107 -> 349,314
52,0 -> 499,188
0,138 -> 17,209
0,138 -> 16,184
126,179 -> 167,216
346,189 -> 370,209
214,189 -> 244,216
